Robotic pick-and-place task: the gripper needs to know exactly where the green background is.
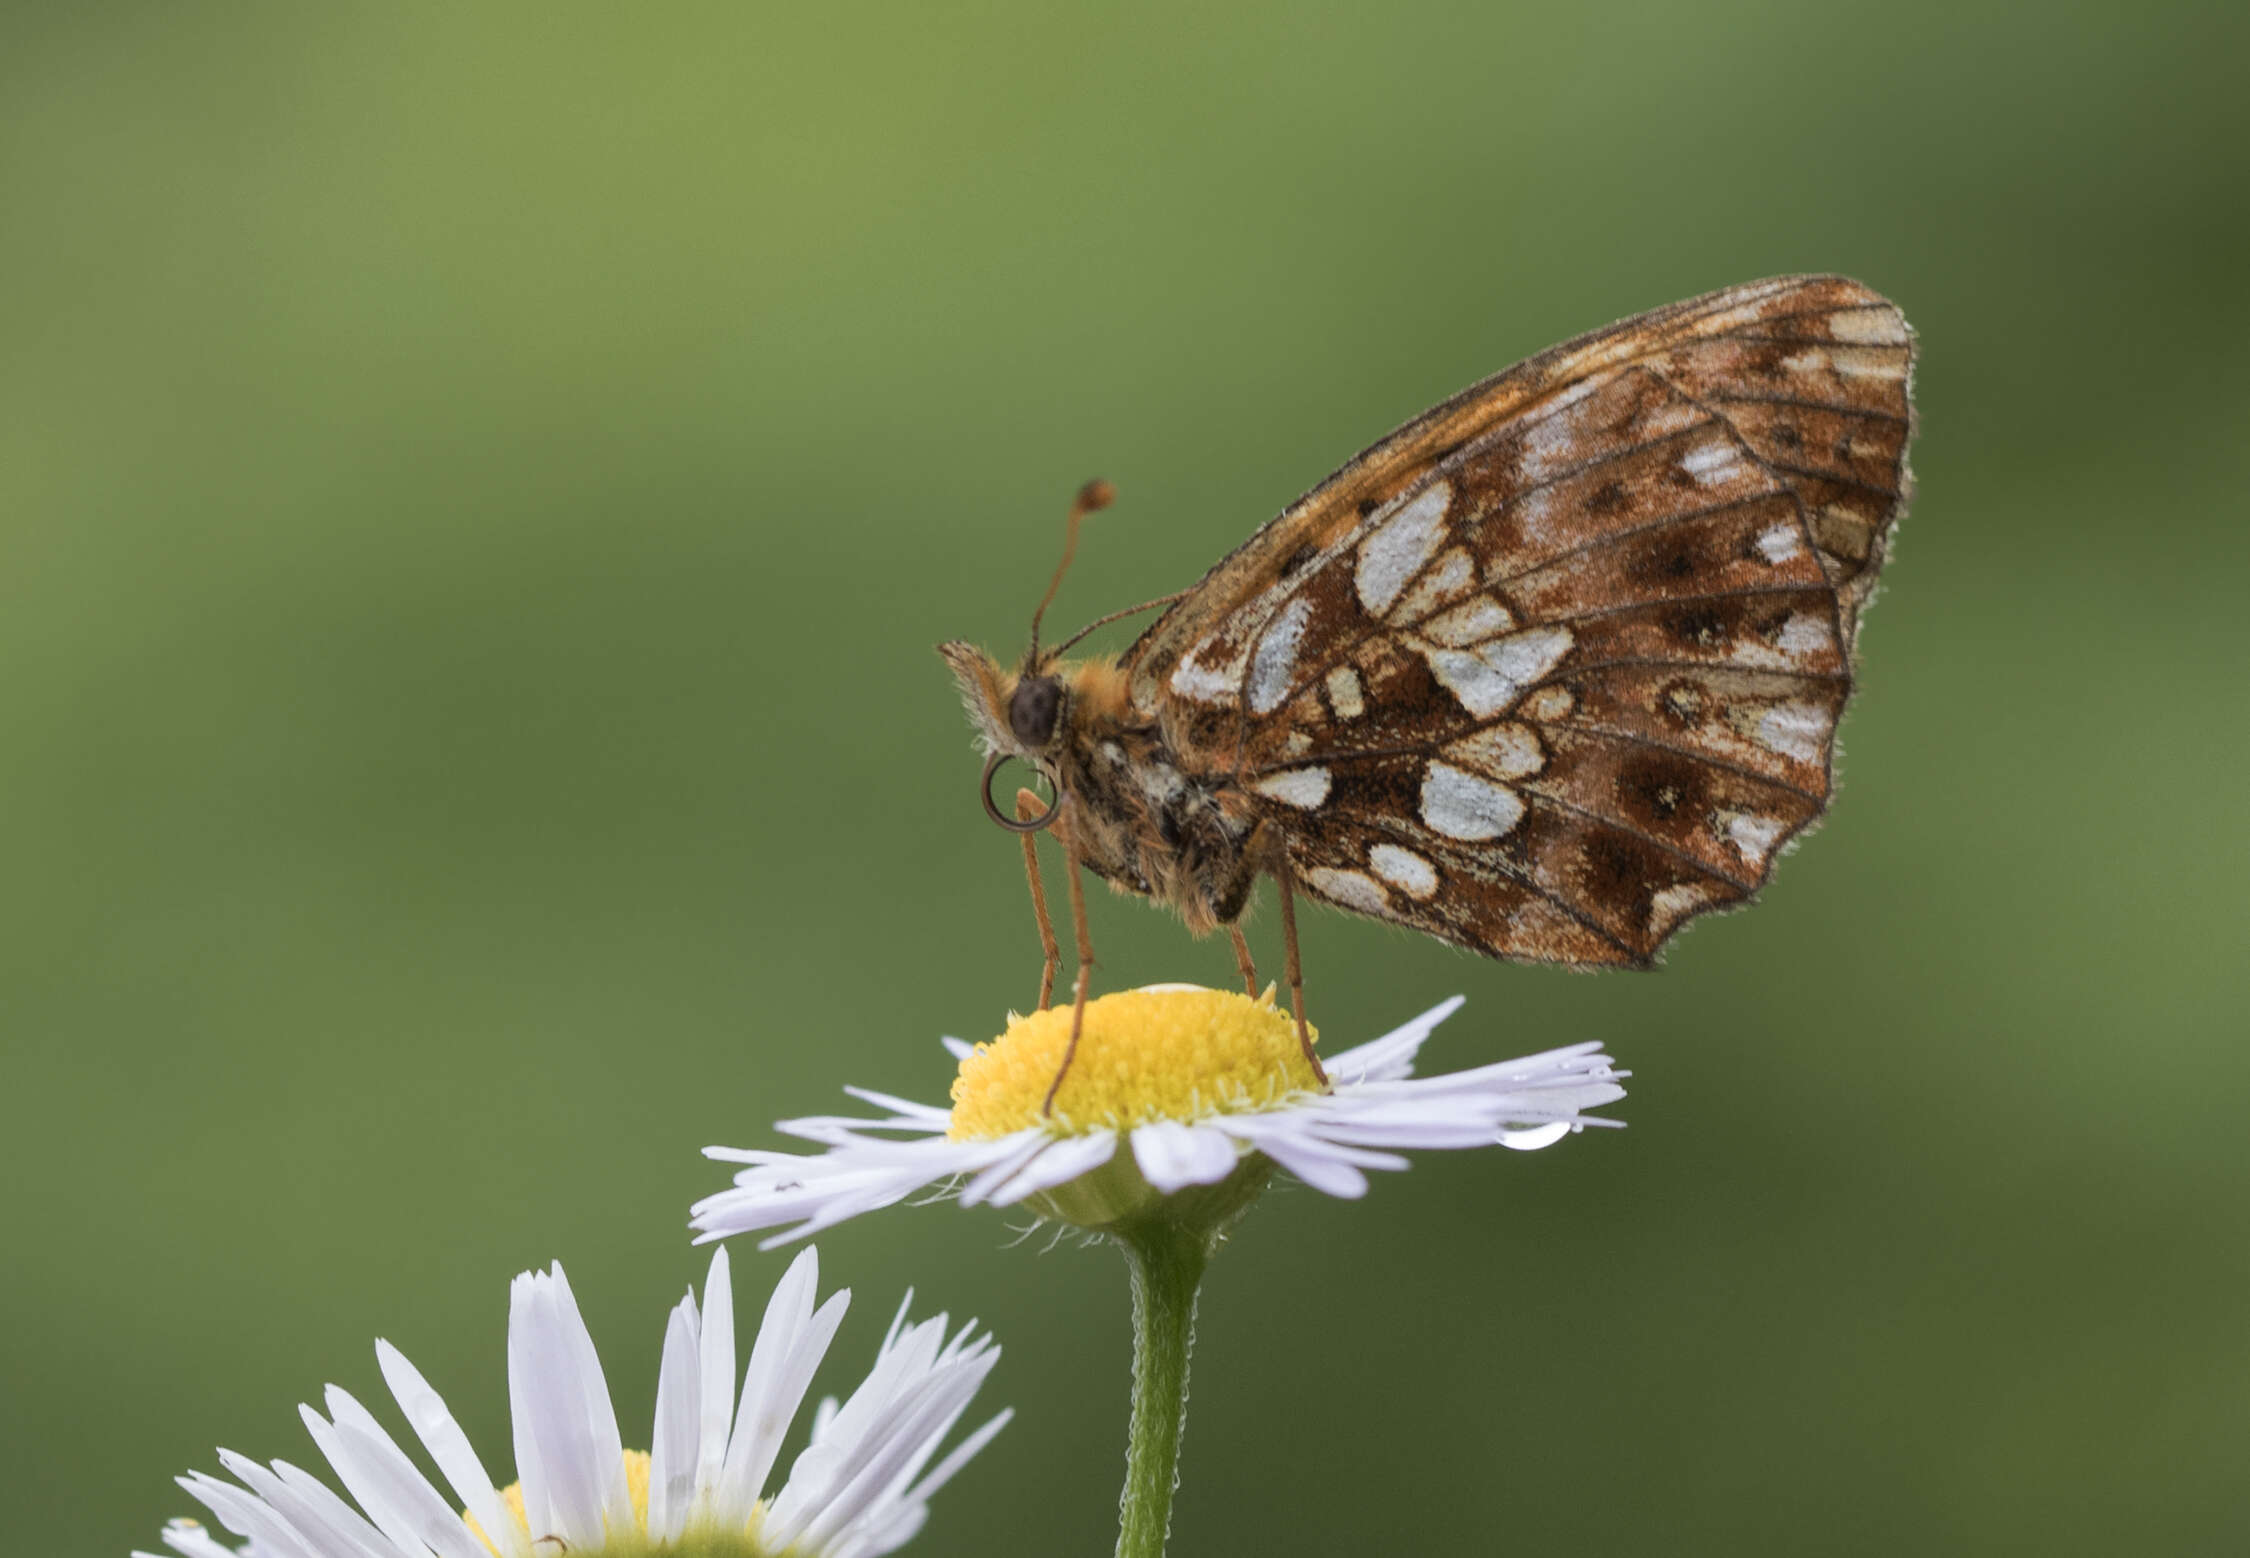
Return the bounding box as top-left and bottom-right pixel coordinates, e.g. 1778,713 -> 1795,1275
5,4 -> 2246,1553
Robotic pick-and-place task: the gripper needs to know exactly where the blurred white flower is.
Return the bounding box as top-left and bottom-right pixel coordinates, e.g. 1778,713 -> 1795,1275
138,1247 -> 1008,1558
694,985 -> 1626,1244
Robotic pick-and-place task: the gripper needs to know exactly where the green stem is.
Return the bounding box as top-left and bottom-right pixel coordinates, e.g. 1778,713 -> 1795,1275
1112,1219 -> 1208,1558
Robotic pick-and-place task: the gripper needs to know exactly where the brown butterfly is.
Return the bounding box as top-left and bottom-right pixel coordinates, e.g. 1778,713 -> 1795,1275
944,275 -> 1915,1105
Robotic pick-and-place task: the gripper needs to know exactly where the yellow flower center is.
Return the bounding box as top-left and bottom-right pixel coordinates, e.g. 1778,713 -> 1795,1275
947,985 -> 1321,1138
471,1452 -> 773,1558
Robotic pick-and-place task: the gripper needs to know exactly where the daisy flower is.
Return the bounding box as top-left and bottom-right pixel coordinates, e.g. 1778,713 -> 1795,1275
693,984 -> 1625,1245
692,983 -> 1625,1558
139,1246 -> 1009,1558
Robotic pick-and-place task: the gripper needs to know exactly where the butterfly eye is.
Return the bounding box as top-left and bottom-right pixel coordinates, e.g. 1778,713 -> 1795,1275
1007,676 -> 1062,747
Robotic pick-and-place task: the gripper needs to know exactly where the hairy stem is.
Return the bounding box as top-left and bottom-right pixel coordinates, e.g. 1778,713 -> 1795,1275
1112,1219 -> 1208,1558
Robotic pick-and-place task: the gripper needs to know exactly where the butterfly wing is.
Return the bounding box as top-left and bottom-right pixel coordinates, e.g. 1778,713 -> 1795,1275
1123,275 -> 1915,966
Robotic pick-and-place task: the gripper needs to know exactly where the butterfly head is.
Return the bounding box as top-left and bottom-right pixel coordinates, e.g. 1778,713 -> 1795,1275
938,480 -> 1121,834
939,640 -> 1073,835
939,641 -> 1067,761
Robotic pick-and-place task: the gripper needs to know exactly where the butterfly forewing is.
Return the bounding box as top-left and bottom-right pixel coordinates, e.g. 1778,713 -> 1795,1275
1126,275 -> 1914,966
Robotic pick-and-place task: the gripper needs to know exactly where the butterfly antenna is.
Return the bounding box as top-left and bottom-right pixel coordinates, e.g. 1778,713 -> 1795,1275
1025,479 -> 1114,670
1047,589 -> 1189,660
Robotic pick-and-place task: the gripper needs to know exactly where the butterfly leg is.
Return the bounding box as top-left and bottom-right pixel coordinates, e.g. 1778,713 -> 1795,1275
1041,803 -> 1097,1116
1226,924 -> 1258,997
1015,787 -> 1061,1011
1271,848 -> 1328,1087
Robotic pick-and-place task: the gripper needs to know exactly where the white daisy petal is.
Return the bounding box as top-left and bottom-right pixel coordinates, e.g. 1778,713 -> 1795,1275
1318,996 -> 1465,1083
152,1516 -> 248,1558
791,1364 -> 992,1553
745,1193 -> 915,1252
765,1334 -> 1003,1557
954,1130 -> 1061,1208
644,1294 -> 701,1543
693,1136 -> 1021,1247
1410,1061 -> 1623,1102
984,1129 -> 1118,1207
839,1086 -> 957,1123
901,1406 -> 1014,1505
329,1416 -> 490,1558
1522,1081 -> 1630,1115
717,1245 -> 850,1523
143,1246 -> 1005,1558
540,1264 -> 636,1536
842,1501 -> 928,1558
178,1471 -> 323,1558
1227,1116 -> 1411,1176
1291,1103 -> 1512,1149
876,1289 -> 917,1356
267,1460 -> 400,1558
374,1341 -> 522,1558
282,1459 -> 431,1558
507,1276 -> 605,1547
314,1387 -> 486,1558
1130,1120 -> 1241,1191
212,1453 -> 389,1558
694,1246 -> 737,1504
289,1411 -> 407,1557
1233,1130 -> 1373,1197
1499,1121 -> 1575,1150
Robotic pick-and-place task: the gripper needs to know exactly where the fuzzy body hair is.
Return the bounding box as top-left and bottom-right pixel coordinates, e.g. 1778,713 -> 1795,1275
940,642 -> 1264,934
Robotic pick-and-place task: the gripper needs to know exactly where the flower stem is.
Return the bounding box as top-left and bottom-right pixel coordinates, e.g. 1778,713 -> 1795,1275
1112,1218 -> 1208,1558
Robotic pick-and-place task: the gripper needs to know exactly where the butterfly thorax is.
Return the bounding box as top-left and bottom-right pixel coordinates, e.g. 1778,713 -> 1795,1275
940,643 -> 1261,933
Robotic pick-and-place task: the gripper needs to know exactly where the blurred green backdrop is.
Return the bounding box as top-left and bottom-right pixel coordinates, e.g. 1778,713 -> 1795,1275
5,3 -> 2247,1553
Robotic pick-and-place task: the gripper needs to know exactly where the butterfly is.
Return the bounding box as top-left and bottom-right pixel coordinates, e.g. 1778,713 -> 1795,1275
943,275 -> 1915,1103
